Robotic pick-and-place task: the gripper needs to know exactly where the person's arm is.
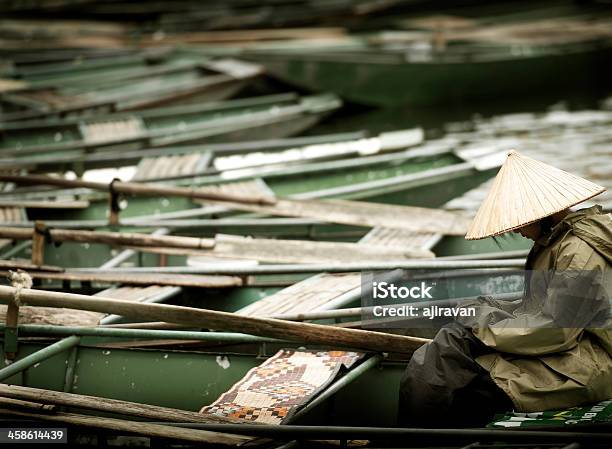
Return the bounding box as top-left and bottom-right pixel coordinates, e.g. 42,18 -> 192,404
473,239 -> 609,355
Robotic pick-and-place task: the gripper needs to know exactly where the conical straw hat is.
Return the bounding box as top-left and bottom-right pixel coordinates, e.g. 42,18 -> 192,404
465,150 -> 605,240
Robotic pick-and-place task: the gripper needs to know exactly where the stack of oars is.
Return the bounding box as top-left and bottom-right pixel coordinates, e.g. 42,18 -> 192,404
0,385 -> 249,445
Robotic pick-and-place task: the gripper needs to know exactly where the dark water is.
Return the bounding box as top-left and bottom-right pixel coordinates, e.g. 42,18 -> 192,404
308,89 -> 612,135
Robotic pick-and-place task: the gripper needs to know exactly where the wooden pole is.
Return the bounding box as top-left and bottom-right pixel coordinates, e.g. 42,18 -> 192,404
0,174 -> 276,206
0,270 -> 243,288
0,227 -> 215,250
0,408 -> 249,445
0,286 -> 429,353
0,384 -> 234,424
31,221 -> 46,266
0,397 -> 56,412
0,260 -> 62,272
3,301 -> 18,361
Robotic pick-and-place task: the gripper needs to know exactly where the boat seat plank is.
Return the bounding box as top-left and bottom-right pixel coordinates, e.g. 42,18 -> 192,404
237,273 -> 361,317
360,227 -> 442,251
132,152 -> 212,181
94,285 -> 178,302
185,232 -> 433,265
0,206 -> 25,249
196,178 -> 277,203
198,196 -> 471,235
0,207 -> 24,223
0,200 -> 90,209
144,234 -> 435,261
234,225 -> 440,317
80,117 -> 145,144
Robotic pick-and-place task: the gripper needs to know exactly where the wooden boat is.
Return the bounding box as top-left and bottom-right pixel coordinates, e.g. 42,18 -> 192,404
0,138 -> 502,224
0,125 -> 530,269
0,131 -> 370,173
0,93 -> 341,162
0,54 -> 265,121
194,15 -> 612,107
0,282 -> 607,448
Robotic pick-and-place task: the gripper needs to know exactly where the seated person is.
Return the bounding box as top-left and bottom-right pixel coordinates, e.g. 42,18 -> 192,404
398,151 -> 611,428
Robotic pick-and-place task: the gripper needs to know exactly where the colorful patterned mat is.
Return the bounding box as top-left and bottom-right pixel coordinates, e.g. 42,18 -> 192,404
489,399 -> 612,428
200,349 -> 364,424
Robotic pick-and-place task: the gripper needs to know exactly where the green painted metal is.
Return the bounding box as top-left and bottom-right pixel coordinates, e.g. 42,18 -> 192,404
63,346 -> 78,393
266,153 -> 459,198
0,341 -> 404,425
1,52 -> 265,122
3,327 -> 18,355
0,131 -> 367,172
76,259 -> 526,274
291,353 -> 385,422
3,325 -> 286,344
0,336 -> 80,382
432,233 -> 533,257
20,152 -> 492,226
0,239 -> 32,258
237,40 -> 612,107
15,50 -> 183,85
0,93 -> 340,157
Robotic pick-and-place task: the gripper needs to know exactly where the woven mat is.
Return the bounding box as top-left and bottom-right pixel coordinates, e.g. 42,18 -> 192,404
200,349 -> 364,424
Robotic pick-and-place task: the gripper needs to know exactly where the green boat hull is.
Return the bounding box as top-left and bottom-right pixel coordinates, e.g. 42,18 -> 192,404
243,42 -> 612,107
0,342 -> 403,427
24,152 -> 492,223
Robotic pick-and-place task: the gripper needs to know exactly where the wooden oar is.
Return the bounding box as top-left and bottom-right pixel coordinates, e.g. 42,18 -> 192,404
0,384 -> 234,424
0,227 -> 215,250
0,174 -> 470,234
0,226 -> 434,262
0,174 -> 276,206
0,286 -> 430,354
0,408 -> 249,445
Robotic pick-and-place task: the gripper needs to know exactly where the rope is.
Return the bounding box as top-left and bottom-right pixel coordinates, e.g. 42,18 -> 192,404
7,270 -> 32,307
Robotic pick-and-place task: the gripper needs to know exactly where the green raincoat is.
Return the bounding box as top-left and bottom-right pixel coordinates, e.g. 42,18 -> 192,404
474,206 -> 612,412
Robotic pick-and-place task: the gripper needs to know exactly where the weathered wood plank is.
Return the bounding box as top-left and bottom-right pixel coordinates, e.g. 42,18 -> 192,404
235,226 -> 439,317
208,234 -> 434,262
199,197 -> 471,235
360,227 -> 442,251
0,227 -> 215,250
0,175 -> 468,233
0,259 -> 63,272
0,200 -> 90,209
0,385 -> 237,424
0,271 -> 243,288
0,305 -> 102,326
0,408 -> 248,445
238,273 -> 361,317
95,285 -> 178,302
